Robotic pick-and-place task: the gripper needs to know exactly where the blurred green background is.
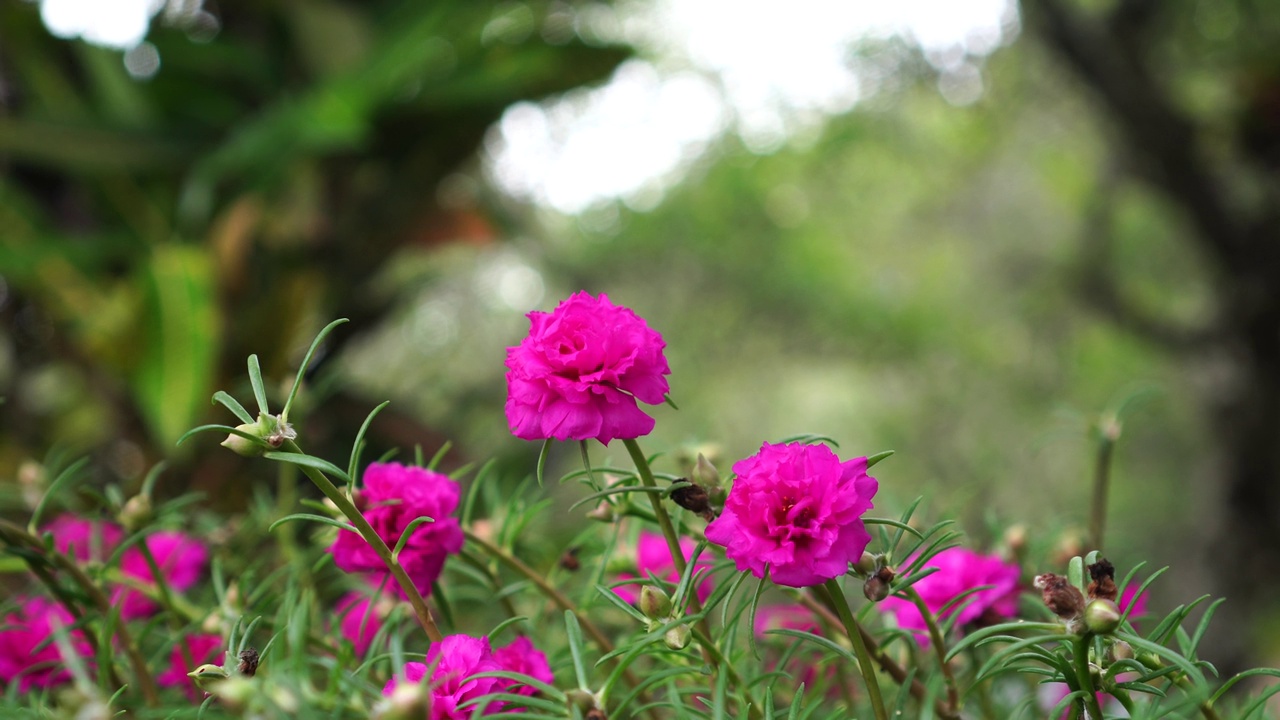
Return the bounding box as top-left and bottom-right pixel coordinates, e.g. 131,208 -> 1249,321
3,0 -> 1280,671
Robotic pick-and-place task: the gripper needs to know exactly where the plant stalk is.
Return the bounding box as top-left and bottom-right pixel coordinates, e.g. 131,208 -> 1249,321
822,578 -> 889,720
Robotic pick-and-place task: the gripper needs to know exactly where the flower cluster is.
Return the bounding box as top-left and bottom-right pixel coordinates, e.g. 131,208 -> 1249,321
0,596 -> 84,691
706,442 -> 879,588
383,634 -> 553,719
328,462 -> 465,598
505,291 -> 671,445
878,547 -> 1021,643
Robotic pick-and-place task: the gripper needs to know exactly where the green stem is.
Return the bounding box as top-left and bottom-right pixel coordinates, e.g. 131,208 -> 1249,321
905,586 -> 960,715
797,592 -> 960,720
283,440 -> 443,644
1088,419 -> 1118,552
1073,635 -> 1105,720
621,439 -> 762,720
822,579 -> 889,720
1174,675 -> 1223,720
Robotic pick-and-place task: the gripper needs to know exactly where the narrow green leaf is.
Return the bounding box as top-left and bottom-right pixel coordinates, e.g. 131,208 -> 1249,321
348,400 -> 391,482
281,318 -> 349,422
663,393 -> 679,410
536,438 -> 552,487
864,517 -> 922,539
261,451 -> 352,484
175,423 -> 265,448
564,611 -> 590,692
865,450 -> 894,468
391,515 -> 437,559
268,513 -> 357,534
1068,556 -> 1085,595
29,457 -> 89,532
212,391 -> 254,425
247,354 -> 269,415
427,441 -> 452,471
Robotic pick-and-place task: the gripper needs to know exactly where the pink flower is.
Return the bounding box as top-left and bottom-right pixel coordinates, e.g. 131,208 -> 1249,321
0,596 -> 84,691
753,605 -> 821,637
705,442 -> 878,588
43,515 -> 123,563
337,591 -> 386,656
614,532 -> 713,605
878,547 -> 1021,643
383,635 -> 554,718
116,531 -> 209,619
329,463 -> 465,599
505,291 -> 671,445
157,634 -> 223,691
1120,583 -> 1148,620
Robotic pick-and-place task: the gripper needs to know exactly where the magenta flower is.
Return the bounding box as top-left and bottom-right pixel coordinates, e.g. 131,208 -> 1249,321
505,291 -> 671,445
383,634 -> 554,718
614,531 -> 713,604
337,591 -> 386,656
705,442 -> 878,588
329,463 -> 464,599
753,604 -> 821,637
157,634 -> 223,692
878,547 -> 1021,643
43,514 -> 123,563
0,596 -> 84,691
116,531 -> 209,619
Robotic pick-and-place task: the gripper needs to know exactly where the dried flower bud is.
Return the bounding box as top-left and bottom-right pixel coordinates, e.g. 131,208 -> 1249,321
237,647 -> 259,677
664,623 -> 691,650
862,564 -> 896,602
1035,573 -> 1085,621
639,585 -> 672,621
559,547 -> 581,571
1084,599 -> 1121,634
670,480 -> 714,521
1087,559 -> 1118,602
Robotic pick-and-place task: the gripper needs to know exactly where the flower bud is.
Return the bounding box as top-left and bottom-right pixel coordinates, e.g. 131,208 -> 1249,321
566,689 -> 598,715
638,585 -> 672,621
1035,573 -> 1085,621
188,663 -> 230,691
1109,640 -> 1134,662
664,623 -> 691,650
863,575 -> 890,603
586,501 -> 616,523
1084,599 -> 1121,635
118,494 -> 153,533
374,681 -> 431,720
854,551 -> 878,575
692,453 -> 721,489
221,422 -> 268,457
18,460 -> 45,510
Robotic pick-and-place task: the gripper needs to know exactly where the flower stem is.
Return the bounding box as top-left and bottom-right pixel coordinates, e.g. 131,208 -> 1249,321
622,438 -> 761,720
1088,417 -> 1118,552
799,592 -> 960,720
905,586 -> 960,715
283,440 -> 443,644
1073,635 -> 1105,720
822,579 -> 889,720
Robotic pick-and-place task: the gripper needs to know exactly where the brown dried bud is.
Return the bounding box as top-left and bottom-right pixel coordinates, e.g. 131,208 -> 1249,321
559,547 -> 581,571
669,480 -> 715,521
862,564 -> 896,602
1087,559 -> 1118,602
237,647 -> 259,677
1035,573 -> 1085,620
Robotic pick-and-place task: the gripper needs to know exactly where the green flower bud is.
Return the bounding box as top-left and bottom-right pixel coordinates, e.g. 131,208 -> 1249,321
639,585 -> 672,621
692,453 -> 721,489
117,494 -> 152,533
221,422 -> 268,457
1084,598 -> 1121,635
373,681 -> 432,720
1109,640 -> 1134,662
854,551 -> 878,575
566,689 -> 598,715
188,663 -> 230,691
664,623 -> 691,650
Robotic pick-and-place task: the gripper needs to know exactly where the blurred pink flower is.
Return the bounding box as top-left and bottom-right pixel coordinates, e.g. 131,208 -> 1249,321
337,591 -> 386,656
43,514 -> 124,563
0,596 -> 85,691
878,547 -> 1021,643
505,291 -> 671,445
329,463 -> 464,599
383,634 -> 553,718
614,531 -> 713,605
157,634 -> 223,693
1120,582 -> 1148,619
116,531 -> 209,619
705,442 -> 878,588
753,604 -> 821,637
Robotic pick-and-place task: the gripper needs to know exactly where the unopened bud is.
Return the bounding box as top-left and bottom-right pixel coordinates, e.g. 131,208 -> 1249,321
188,663 -> 230,691
566,689 -> 597,715
863,575 -> 890,603
669,481 -> 714,521
639,585 -> 672,621
221,422 -> 268,457
586,501 -> 616,523
854,552 -> 878,575
118,494 -> 153,533
692,454 -> 720,489
374,682 -> 430,720
664,623 -> 691,650
1109,640 -> 1134,661
18,461 -> 45,510
1084,599 -> 1121,635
